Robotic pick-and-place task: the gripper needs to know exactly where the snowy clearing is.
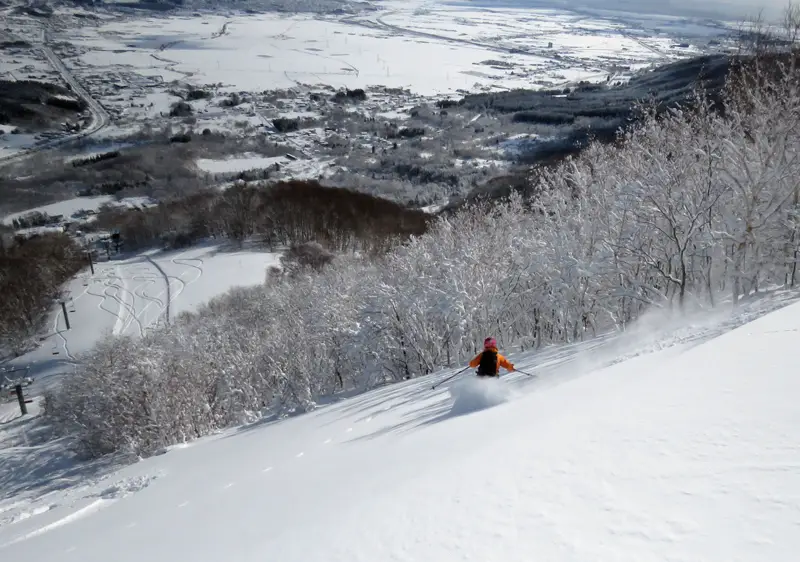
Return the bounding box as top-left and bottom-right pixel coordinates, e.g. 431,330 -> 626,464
2,243 -> 281,393
1,290 -> 798,560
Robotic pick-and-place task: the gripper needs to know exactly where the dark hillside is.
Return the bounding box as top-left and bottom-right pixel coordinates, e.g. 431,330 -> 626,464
440,54 -> 733,212
0,80 -> 88,130
461,54 -> 730,164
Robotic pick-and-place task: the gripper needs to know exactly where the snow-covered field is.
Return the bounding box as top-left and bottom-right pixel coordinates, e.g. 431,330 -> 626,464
196,154 -> 286,173
1,196 -> 153,226
133,1 -> 730,90
0,0 -> 741,159
196,151 -> 336,181
59,0 -> 734,113
2,243 -> 281,392
1,288 -> 798,560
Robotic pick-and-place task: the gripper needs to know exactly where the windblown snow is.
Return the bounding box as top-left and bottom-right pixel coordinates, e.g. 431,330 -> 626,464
1,295 -> 799,561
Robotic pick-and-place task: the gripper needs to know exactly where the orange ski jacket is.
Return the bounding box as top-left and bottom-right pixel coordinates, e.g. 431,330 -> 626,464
468,347 -> 514,375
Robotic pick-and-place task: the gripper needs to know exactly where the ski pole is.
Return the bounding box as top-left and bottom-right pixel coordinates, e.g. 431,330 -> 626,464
431,366 -> 471,390
513,368 -> 537,378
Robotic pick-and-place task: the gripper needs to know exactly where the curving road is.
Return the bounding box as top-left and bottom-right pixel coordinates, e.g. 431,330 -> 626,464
0,28 -> 110,166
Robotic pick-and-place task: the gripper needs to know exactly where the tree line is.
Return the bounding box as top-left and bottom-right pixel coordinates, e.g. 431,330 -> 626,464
0,233 -> 84,358
91,180 -> 431,255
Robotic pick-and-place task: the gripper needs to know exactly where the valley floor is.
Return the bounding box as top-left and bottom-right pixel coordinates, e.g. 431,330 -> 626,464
0,0 -> 739,210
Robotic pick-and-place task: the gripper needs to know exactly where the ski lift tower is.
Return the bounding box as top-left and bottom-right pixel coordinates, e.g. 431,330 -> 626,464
0,365 -> 33,415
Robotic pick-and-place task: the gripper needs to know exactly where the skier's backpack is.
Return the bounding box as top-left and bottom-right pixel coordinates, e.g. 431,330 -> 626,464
477,349 -> 498,376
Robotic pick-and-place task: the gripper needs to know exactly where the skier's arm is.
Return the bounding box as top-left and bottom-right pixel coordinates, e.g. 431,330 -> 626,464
468,352 -> 483,368
498,354 -> 515,372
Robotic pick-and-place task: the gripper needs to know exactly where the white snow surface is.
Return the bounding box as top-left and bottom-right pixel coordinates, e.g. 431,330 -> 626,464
2,294 -> 799,560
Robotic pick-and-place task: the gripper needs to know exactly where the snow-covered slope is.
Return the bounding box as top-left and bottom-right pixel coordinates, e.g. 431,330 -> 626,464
1,299 -> 799,560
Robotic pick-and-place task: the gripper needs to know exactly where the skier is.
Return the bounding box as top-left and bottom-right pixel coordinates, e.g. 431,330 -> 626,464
469,337 -> 515,378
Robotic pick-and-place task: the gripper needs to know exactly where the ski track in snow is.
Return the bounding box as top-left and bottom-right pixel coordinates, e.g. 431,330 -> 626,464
45,267 -> 108,361
140,253 -> 205,326
84,265 -> 139,337
85,280 -> 125,330
0,476 -> 158,547
47,270 -> 105,361
55,251 -> 206,342
123,269 -> 166,334
171,256 -> 204,284
106,267 -> 144,336
131,275 -> 165,311
1,500 -> 111,547
51,306 -> 74,362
